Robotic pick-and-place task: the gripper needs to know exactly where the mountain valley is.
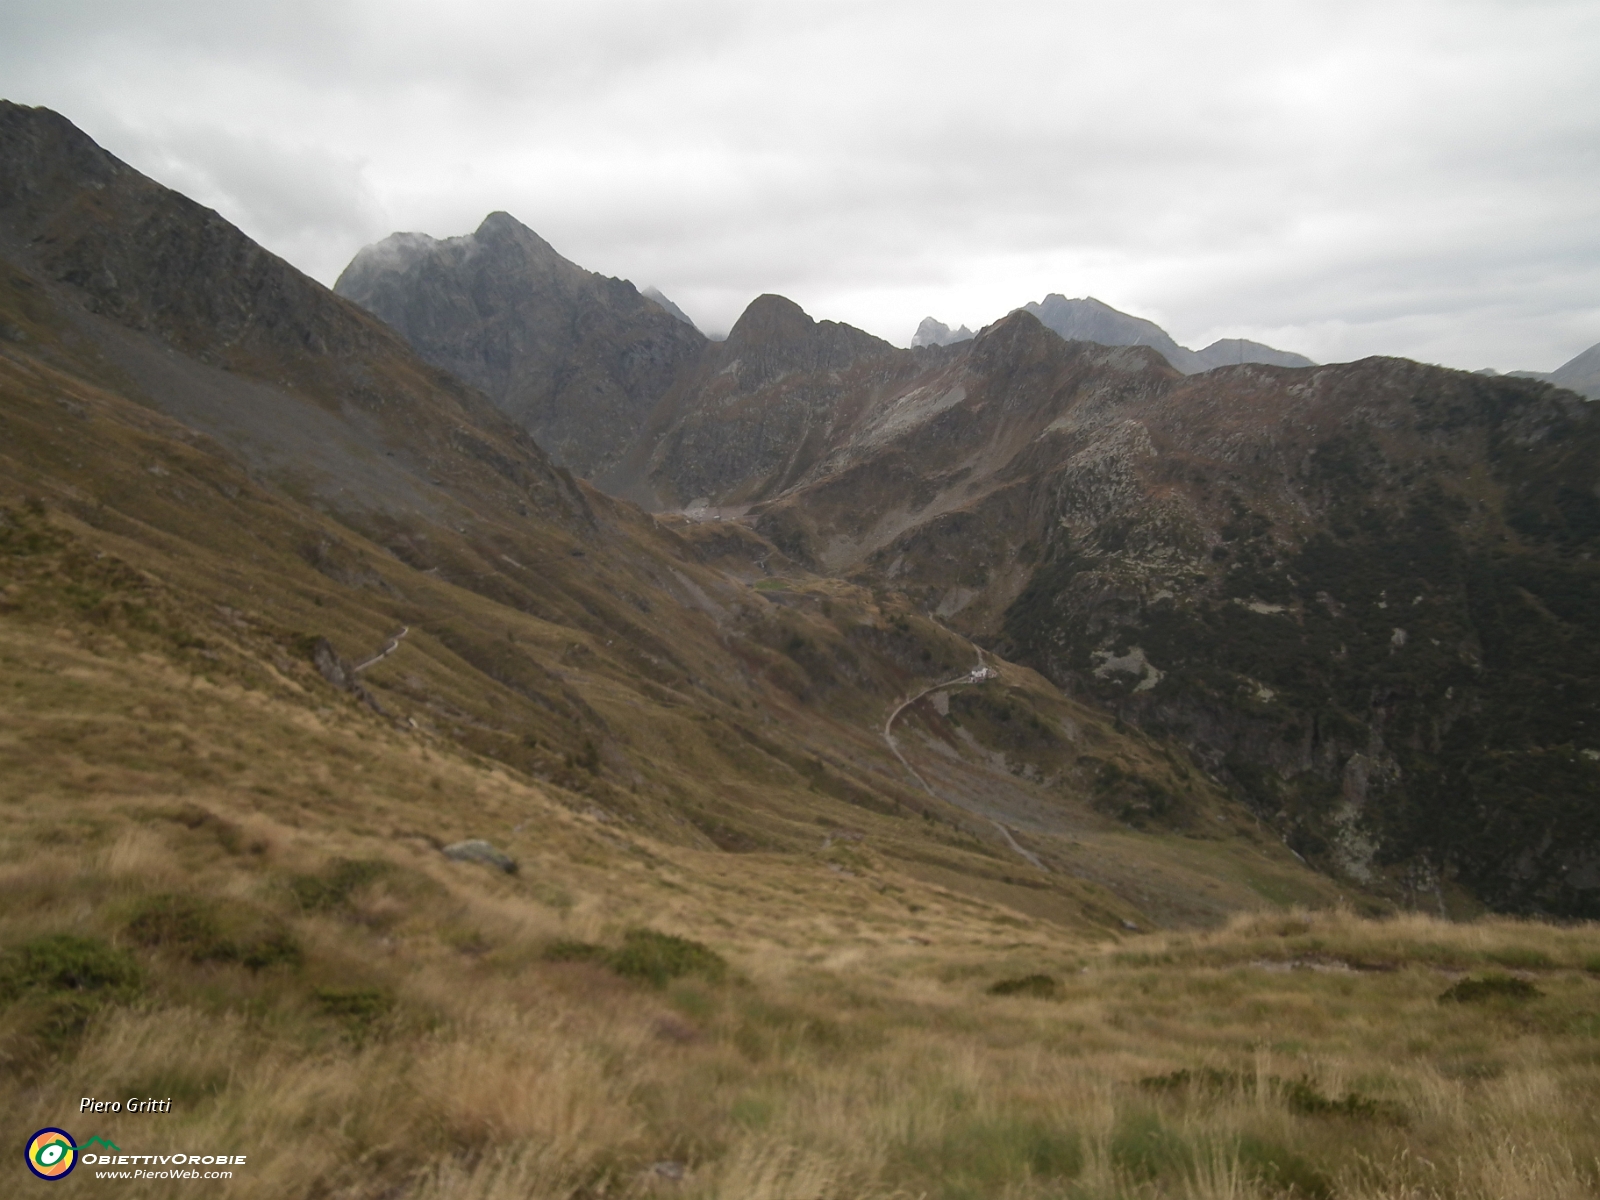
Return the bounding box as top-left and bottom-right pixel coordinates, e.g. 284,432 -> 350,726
4,99 -> 1600,1199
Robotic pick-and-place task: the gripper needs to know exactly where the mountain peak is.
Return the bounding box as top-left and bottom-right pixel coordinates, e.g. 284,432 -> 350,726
0,100 -> 126,213
470,210 -> 558,257
641,285 -> 696,328
333,213 -> 706,480
725,294 -> 816,347
911,316 -> 974,347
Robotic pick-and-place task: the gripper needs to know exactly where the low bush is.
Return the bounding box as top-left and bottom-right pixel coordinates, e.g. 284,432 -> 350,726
0,934 -> 144,1059
608,929 -> 727,987
540,931 -> 727,987
986,973 -> 1059,998
125,894 -> 302,969
1139,1067 -> 1246,1094
1237,1135 -> 1335,1200
1439,974 -> 1542,1004
288,859 -> 391,912
314,987 -> 394,1043
541,939 -> 609,964
0,933 -> 141,1000
1280,1075 -> 1402,1123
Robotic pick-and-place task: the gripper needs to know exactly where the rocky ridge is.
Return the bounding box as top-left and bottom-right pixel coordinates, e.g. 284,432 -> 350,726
912,317 -> 974,347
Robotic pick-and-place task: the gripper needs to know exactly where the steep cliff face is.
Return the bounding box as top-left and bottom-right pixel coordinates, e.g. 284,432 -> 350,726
335,213 -> 707,479
740,314 -> 1600,915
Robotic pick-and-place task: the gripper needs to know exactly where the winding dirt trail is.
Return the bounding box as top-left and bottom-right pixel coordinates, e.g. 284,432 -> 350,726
881,648 -> 1047,872
354,626 -> 409,673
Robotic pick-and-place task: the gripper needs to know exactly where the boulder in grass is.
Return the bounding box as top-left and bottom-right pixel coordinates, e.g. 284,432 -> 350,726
442,839 -> 518,874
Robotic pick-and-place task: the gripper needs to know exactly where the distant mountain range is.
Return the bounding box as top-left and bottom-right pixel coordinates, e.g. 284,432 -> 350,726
6,97 -> 1596,1200
916,295 -> 1316,373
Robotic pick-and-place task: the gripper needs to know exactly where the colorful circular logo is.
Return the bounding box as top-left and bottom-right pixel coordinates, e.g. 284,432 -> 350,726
26,1129 -> 77,1181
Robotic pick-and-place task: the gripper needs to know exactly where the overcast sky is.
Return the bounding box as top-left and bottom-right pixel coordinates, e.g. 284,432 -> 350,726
3,0 -> 1597,369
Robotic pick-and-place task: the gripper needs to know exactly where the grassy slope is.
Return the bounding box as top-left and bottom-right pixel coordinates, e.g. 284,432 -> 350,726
5,641 -> 1599,1200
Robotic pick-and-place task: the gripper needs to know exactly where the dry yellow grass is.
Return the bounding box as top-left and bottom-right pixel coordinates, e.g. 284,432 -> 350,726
4,610 -> 1599,1198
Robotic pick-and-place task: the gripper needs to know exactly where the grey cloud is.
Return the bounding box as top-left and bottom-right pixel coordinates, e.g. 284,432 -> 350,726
1,0 -> 1596,370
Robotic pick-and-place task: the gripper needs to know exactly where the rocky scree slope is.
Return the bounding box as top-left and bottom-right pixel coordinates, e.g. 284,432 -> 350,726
334,213 -> 707,480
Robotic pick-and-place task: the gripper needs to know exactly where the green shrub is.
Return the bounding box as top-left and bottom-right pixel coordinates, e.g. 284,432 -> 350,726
126,894 -> 229,958
1438,974 -> 1542,1004
607,929 -> 726,987
987,973 -> 1059,998
0,933 -> 141,1001
916,1116 -> 1082,1197
541,939 -> 608,964
1236,1135 -> 1334,1199
239,930 -> 303,969
288,859 -> 390,912
314,987 -> 394,1042
1139,1067 -> 1247,1094
0,935 -> 142,1057
125,894 -> 301,969
1280,1075 -> 1401,1122
1110,1111 -> 1192,1181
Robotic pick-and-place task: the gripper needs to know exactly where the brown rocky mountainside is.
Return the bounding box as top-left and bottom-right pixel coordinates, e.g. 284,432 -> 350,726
334,213 -> 707,480
743,313 -> 1600,916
